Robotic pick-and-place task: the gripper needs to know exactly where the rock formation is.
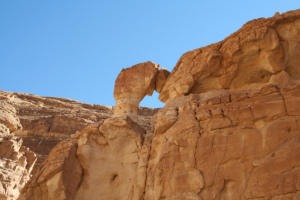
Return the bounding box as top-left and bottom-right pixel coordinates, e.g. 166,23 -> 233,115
0,91 -> 157,200
159,9 -> 300,103
2,8 -> 300,200
146,84 -> 300,199
114,61 -> 169,120
0,90 -> 114,171
0,97 -> 36,200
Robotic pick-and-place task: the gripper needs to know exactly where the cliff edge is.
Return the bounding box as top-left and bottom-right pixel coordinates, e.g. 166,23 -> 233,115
1,9 -> 300,200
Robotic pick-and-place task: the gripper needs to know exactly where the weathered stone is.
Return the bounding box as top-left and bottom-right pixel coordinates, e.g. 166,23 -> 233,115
155,68 -> 170,93
0,97 -> 36,200
14,8 -> 300,200
114,62 -> 159,119
18,139 -> 81,200
0,136 -> 36,200
145,83 -> 300,200
0,90 -> 157,171
75,116 -> 148,200
159,9 -> 300,102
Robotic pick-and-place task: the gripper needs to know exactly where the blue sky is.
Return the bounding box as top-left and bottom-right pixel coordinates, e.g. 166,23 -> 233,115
0,1 -> 299,107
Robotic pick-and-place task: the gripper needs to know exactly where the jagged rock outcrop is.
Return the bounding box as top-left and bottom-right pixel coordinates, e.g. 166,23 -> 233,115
19,114 -> 153,200
16,8 -> 300,200
0,98 -> 36,200
159,9 -> 300,103
0,90 -> 113,167
145,83 -> 300,200
0,91 -> 157,200
0,136 -> 36,200
0,91 -> 157,169
19,82 -> 300,200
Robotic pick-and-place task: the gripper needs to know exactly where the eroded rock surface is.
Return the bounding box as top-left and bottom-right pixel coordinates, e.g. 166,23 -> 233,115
159,9 -> 300,102
0,98 -> 36,200
114,62 -> 169,120
0,135 -> 36,200
0,91 -> 157,169
146,83 -> 300,200
19,82 -> 300,200
18,139 -> 81,200
20,116 -> 151,200
16,9 -> 300,200
0,91 -> 157,200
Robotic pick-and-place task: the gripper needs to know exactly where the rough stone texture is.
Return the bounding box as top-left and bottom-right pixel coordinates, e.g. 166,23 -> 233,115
0,90 -> 157,169
114,62 -> 170,120
0,97 -> 36,200
0,136 -> 36,200
0,91 -> 157,200
19,82 -> 300,200
114,61 -> 159,119
75,116 -> 149,200
159,9 -> 300,102
0,90 -> 113,168
145,83 -> 300,200
155,68 -> 170,93
18,139 -> 81,200
15,8 -> 300,200
19,116 -> 151,200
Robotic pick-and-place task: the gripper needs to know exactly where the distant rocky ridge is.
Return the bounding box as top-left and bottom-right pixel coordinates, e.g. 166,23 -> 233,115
1,8 -> 300,200
0,91 -> 157,200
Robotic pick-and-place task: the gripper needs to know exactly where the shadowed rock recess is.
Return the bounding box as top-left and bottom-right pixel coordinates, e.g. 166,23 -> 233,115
0,9 -> 299,200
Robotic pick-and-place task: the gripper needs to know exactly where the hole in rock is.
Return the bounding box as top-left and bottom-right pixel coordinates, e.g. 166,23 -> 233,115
140,91 -> 165,108
110,173 -> 118,183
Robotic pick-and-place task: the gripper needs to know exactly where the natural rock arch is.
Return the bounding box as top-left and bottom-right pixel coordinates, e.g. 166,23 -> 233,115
113,61 -> 169,120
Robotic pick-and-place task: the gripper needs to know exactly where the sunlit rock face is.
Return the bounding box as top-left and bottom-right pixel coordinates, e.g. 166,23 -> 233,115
0,90 -> 157,200
16,9 -> 300,200
0,97 -> 36,200
159,9 -> 300,103
113,61 -> 169,120
146,84 -> 300,200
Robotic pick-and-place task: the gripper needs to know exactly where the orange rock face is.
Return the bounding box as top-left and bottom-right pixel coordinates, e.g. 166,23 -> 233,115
0,90 -> 114,171
0,91 -> 157,200
159,9 -> 300,103
146,84 -> 300,200
19,116 -> 152,200
19,83 -> 300,200
0,96 -> 36,200
14,8 -> 300,200
114,61 -> 169,120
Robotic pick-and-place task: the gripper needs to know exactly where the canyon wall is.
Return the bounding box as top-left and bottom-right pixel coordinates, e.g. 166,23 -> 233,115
0,91 -> 156,199
1,8 -> 300,200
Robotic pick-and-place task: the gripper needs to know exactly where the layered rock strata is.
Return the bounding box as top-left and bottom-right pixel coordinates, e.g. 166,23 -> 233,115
0,136 -> 36,200
0,91 -> 157,169
159,9 -> 300,103
16,8 -> 300,200
18,81 -> 300,200
0,98 -> 36,200
145,83 -> 300,200
0,91 -> 157,200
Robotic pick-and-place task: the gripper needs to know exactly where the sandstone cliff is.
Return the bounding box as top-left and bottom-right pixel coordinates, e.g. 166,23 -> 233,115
0,91 -> 157,199
2,8 -> 300,200
0,95 -> 36,200
159,9 -> 300,103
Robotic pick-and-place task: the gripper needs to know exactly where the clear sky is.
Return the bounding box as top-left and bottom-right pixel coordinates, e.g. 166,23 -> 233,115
0,1 -> 299,108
